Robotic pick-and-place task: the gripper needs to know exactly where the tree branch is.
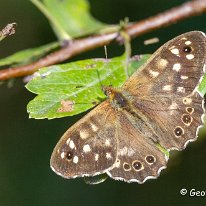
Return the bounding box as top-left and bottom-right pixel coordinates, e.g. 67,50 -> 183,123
0,23 -> 16,42
0,0 -> 206,80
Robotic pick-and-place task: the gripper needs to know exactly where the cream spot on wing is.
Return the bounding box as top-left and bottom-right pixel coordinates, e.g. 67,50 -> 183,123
181,75 -> 188,80
171,48 -> 179,55
83,144 -> 91,153
115,159 -> 121,168
185,40 -> 191,45
172,63 -> 181,72
95,153 -> 99,161
69,140 -> 75,149
73,156 -> 79,164
91,123 -> 98,132
186,54 -> 194,60
183,97 -> 192,105
163,85 -> 172,91
119,147 -> 128,156
128,148 -> 135,156
149,70 -> 159,78
168,102 -> 178,110
106,152 -> 112,159
80,130 -> 89,139
118,146 -> 135,156
168,102 -> 178,115
66,138 -> 70,145
177,86 -> 185,93
61,152 -> 65,159
157,59 -> 168,69
105,139 -> 111,146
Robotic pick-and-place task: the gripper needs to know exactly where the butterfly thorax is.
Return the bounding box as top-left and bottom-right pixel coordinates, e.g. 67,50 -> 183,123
103,86 -> 130,110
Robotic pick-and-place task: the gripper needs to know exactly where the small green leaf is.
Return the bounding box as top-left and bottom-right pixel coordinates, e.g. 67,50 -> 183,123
0,42 -> 59,67
156,143 -> 169,158
33,0 -> 107,41
26,54 -> 149,119
198,74 -> 206,97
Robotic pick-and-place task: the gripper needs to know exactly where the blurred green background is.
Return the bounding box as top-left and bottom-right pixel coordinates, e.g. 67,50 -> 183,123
0,0 -> 206,206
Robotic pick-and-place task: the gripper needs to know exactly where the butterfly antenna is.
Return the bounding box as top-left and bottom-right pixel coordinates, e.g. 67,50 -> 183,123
104,45 -> 108,59
104,45 -> 113,87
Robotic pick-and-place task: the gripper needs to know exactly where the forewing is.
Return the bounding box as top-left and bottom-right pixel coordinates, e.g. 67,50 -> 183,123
123,31 -> 205,150
50,101 -> 118,178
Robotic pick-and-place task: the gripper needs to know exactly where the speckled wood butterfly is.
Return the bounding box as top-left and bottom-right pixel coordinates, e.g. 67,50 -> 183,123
50,31 -> 205,183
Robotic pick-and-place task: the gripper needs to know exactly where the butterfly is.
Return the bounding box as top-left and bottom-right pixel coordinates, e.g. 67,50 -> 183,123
50,31 -> 205,183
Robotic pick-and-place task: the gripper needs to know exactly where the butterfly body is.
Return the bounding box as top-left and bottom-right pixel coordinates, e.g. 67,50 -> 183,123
103,86 -> 129,110
51,31 -> 205,183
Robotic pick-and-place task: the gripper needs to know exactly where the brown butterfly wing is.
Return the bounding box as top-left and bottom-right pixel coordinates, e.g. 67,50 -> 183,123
50,101 -> 118,178
106,111 -> 168,183
123,31 -> 205,151
106,31 -> 205,183
51,31 -> 205,183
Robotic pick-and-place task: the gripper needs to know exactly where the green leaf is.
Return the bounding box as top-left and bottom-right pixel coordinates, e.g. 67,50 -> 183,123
32,0 -> 107,41
198,74 -> 206,97
156,143 -> 169,158
0,42 -> 59,68
26,54 -> 150,119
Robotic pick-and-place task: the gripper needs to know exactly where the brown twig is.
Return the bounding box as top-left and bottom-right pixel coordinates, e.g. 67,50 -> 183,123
125,0 -> 206,39
0,23 -> 16,42
0,0 -> 206,80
